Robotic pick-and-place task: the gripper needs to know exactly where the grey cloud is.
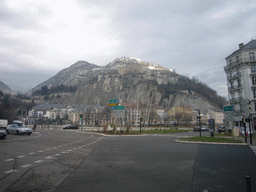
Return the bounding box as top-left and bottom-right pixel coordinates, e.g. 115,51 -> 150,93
0,2 -> 51,30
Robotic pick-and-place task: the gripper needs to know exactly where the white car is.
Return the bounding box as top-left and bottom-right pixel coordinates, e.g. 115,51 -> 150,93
237,127 -> 254,135
6,124 -> 32,135
0,128 -> 7,139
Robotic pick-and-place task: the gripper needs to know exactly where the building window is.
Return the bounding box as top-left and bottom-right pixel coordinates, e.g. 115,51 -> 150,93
229,59 -> 232,64
236,56 -> 239,63
250,52 -> 255,60
230,81 -> 234,89
252,77 -> 256,85
253,90 -> 256,98
238,79 -> 241,87
252,65 -> 256,72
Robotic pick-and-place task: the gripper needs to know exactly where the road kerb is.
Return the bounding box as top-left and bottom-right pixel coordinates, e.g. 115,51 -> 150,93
175,139 -> 247,145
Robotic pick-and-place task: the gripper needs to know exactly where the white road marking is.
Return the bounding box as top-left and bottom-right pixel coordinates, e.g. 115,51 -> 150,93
45,156 -> 53,159
4,169 -> 17,174
46,148 -> 51,151
38,150 -> 43,153
73,148 -> 78,150
67,150 -> 72,152
5,158 -> 14,162
54,154 -> 61,156
29,152 -> 35,155
34,160 -> 43,163
21,164 -> 31,168
16,155 -> 25,158
61,151 -> 67,154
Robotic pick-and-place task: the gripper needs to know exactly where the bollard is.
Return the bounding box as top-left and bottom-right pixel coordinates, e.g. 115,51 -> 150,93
246,176 -> 251,192
211,131 -> 214,137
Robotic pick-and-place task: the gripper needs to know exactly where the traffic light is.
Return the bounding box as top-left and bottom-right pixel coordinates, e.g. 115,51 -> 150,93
248,99 -> 251,110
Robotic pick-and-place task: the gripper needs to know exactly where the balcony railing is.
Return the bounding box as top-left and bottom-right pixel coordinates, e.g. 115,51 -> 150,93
224,57 -> 256,71
228,84 -> 243,90
234,109 -> 242,113
229,97 -> 243,103
227,72 -> 242,80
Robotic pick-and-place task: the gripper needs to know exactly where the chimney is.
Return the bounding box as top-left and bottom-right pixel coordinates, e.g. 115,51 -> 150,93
239,43 -> 244,49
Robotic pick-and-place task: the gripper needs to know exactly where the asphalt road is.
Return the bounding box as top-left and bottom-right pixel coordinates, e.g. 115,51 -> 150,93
0,129 -> 103,192
1,130 -> 256,192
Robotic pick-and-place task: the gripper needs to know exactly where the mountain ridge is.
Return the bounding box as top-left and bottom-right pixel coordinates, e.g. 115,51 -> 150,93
27,57 -> 226,112
0,81 -> 16,95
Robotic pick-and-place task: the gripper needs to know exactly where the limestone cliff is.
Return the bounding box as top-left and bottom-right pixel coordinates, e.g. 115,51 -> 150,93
27,57 -> 226,112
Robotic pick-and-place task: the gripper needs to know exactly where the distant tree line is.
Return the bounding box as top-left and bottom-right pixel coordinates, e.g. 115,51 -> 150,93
0,91 -> 36,123
32,84 -> 77,96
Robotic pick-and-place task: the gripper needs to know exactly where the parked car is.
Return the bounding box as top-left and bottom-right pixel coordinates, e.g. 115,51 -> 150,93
201,126 -> 209,131
0,128 -> 7,139
238,127 -> 254,135
13,120 -> 23,126
218,126 -> 226,133
6,124 -> 32,135
193,126 -> 208,132
63,125 -> 79,130
193,126 -> 200,132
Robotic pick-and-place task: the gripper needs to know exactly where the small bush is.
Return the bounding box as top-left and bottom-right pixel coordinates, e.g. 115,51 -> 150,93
126,125 -> 131,133
103,124 -> 108,133
113,124 -> 116,133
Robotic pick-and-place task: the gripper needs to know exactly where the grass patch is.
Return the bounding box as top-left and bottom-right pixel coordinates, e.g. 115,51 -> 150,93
130,129 -> 190,134
181,136 -> 242,143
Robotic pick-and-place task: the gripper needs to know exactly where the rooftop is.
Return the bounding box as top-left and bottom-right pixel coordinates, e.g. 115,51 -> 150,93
227,39 -> 256,58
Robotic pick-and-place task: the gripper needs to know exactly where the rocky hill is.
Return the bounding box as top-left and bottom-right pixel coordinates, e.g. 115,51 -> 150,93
0,81 -> 16,95
27,57 -> 226,113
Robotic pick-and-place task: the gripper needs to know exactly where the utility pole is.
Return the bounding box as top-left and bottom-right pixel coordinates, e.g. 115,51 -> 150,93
197,110 -> 202,137
248,114 -> 253,145
243,118 -> 247,143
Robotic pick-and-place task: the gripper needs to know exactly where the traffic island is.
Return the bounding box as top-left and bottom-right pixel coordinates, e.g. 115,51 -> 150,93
177,136 -> 245,145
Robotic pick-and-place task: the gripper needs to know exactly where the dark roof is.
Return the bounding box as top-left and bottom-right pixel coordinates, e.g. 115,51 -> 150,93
228,39 -> 256,58
32,104 -> 65,111
240,39 -> 256,50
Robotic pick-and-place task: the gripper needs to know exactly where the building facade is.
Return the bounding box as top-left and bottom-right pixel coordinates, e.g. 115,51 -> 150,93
224,39 -> 256,125
208,109 -> 224,125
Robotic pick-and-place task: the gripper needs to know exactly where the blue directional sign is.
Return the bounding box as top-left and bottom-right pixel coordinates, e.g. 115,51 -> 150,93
109,99 -> 119,104
111,106 -> 125,110
224,106 -> 233,111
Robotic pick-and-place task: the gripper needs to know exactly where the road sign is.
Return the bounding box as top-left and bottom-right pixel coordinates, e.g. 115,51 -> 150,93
108,103 -> 119,106
224,106 -> 233,111
111,110 -> 125,118
109,99 -> 119,104
111,106 -> 125,110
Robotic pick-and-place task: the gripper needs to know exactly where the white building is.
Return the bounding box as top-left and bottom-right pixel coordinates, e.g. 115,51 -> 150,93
224,39 -> 256,125
208,109 -> 224,124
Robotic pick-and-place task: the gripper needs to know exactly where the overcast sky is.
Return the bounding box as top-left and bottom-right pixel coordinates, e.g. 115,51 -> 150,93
1,0 -> 256,97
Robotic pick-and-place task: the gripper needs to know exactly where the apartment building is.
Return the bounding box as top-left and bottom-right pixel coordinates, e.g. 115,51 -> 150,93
224,39 -> 256,124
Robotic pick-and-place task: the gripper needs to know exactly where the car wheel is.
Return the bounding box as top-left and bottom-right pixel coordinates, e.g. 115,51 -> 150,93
6,130 -> 10,134
16,130 -> 20,135
0,136 -> 6,139
28,133 -> 31,135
